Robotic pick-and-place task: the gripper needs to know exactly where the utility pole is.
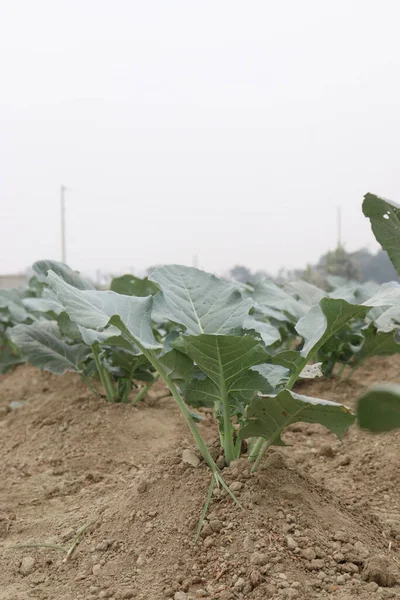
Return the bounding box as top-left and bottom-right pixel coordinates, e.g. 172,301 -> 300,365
60,185 -> 67,263
337,205 -> 342,249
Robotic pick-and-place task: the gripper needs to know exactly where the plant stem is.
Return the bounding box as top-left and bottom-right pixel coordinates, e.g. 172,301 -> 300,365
337,363 -> 346,378
286,356 -> 309,390
195,476 -> 215,541
222,396 -> 236,465
250,438 -> 274,472
80,373 -> 101,398
92,344 -> 115,402
65,520 -> 97,560
132,373 -> 160,404
143,350 -> 217,471
248,436 -> 265,463
215,342 -> 235,465
8,543 -> 67,553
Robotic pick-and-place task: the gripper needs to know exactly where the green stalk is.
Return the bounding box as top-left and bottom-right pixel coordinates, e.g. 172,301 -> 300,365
80,373 -> 101,398
222,394 -> 236,465
132,373 -> 160,404
248,436 -> 265,463
92,344 -> 116,402
250,438 -> 274,472
117,332 -> 242,511
215,343 -> 235,465
286,356 -> 309,391
337,363 -> 346,378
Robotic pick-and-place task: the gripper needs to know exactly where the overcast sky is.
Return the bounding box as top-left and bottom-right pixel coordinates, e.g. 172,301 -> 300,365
1,1 -> 399,278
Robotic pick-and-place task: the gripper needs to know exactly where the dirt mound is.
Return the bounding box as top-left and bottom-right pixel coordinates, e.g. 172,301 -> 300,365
1,360 -> 400,600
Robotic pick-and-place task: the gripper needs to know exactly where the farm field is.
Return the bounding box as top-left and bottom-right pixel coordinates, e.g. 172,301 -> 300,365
2,194 -> 400,599
1,356 -> 399,600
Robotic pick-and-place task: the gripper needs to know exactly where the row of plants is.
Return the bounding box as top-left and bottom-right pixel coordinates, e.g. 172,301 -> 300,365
2,193 -> 400,522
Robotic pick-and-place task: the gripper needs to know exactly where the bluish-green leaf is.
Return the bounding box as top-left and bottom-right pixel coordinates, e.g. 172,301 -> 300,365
9,321 -> 89,374
150,265 -> 253,334
47,272 -> 160,350
33,260 -> 95,290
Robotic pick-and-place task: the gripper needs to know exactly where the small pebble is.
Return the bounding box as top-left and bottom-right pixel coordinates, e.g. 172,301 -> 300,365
137,479 -> 148,493
301,548 -> 316,561
20,556 -> 35,576
210,519 -> 223,533
286,536 -> 298,550
230,481 -> 243,492
250,551 -> 267,565
318,444 -> 335,458
182,449 -> 200,468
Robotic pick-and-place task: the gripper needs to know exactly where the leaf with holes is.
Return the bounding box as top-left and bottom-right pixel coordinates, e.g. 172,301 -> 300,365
363,193 -> 400,276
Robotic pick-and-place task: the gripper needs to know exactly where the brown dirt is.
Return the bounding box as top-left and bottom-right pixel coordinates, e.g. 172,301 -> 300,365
1,359 -> 400,600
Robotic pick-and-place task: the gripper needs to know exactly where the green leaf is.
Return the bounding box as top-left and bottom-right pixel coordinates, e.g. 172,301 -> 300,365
250,280 -> 309,321
284,281 -> 326,306
243,316 -> 281,347
33,260 -> 95,290
174,334 -> 272,411
297,298 -> 369,358
357,384 -> 400,432
159,349 -> 194,382
239,389 -> 355,442
363,193 -> 400,276
355,324 -> 400,364
110,274 -> 159,297
47,272 -> 161,350
374,305 -> 400,332
77,324 -> 129,347
9,321 -> 89,374
251,363 -> 289,391
57,312 -> 82,342
0,290 -> 29,323
22,297 -> 64,316
268,350 -> 304,372
150,265 -> 253,334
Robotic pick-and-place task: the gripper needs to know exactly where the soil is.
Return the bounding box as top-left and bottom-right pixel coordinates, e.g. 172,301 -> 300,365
1,358 -> 400,600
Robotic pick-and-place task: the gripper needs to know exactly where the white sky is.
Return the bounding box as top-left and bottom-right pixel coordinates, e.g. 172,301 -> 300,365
1,0 -> 399,277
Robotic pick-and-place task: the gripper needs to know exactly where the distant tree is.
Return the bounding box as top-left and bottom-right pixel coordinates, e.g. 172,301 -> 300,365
229,265 -> 254,284
318,246 -> 362,281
